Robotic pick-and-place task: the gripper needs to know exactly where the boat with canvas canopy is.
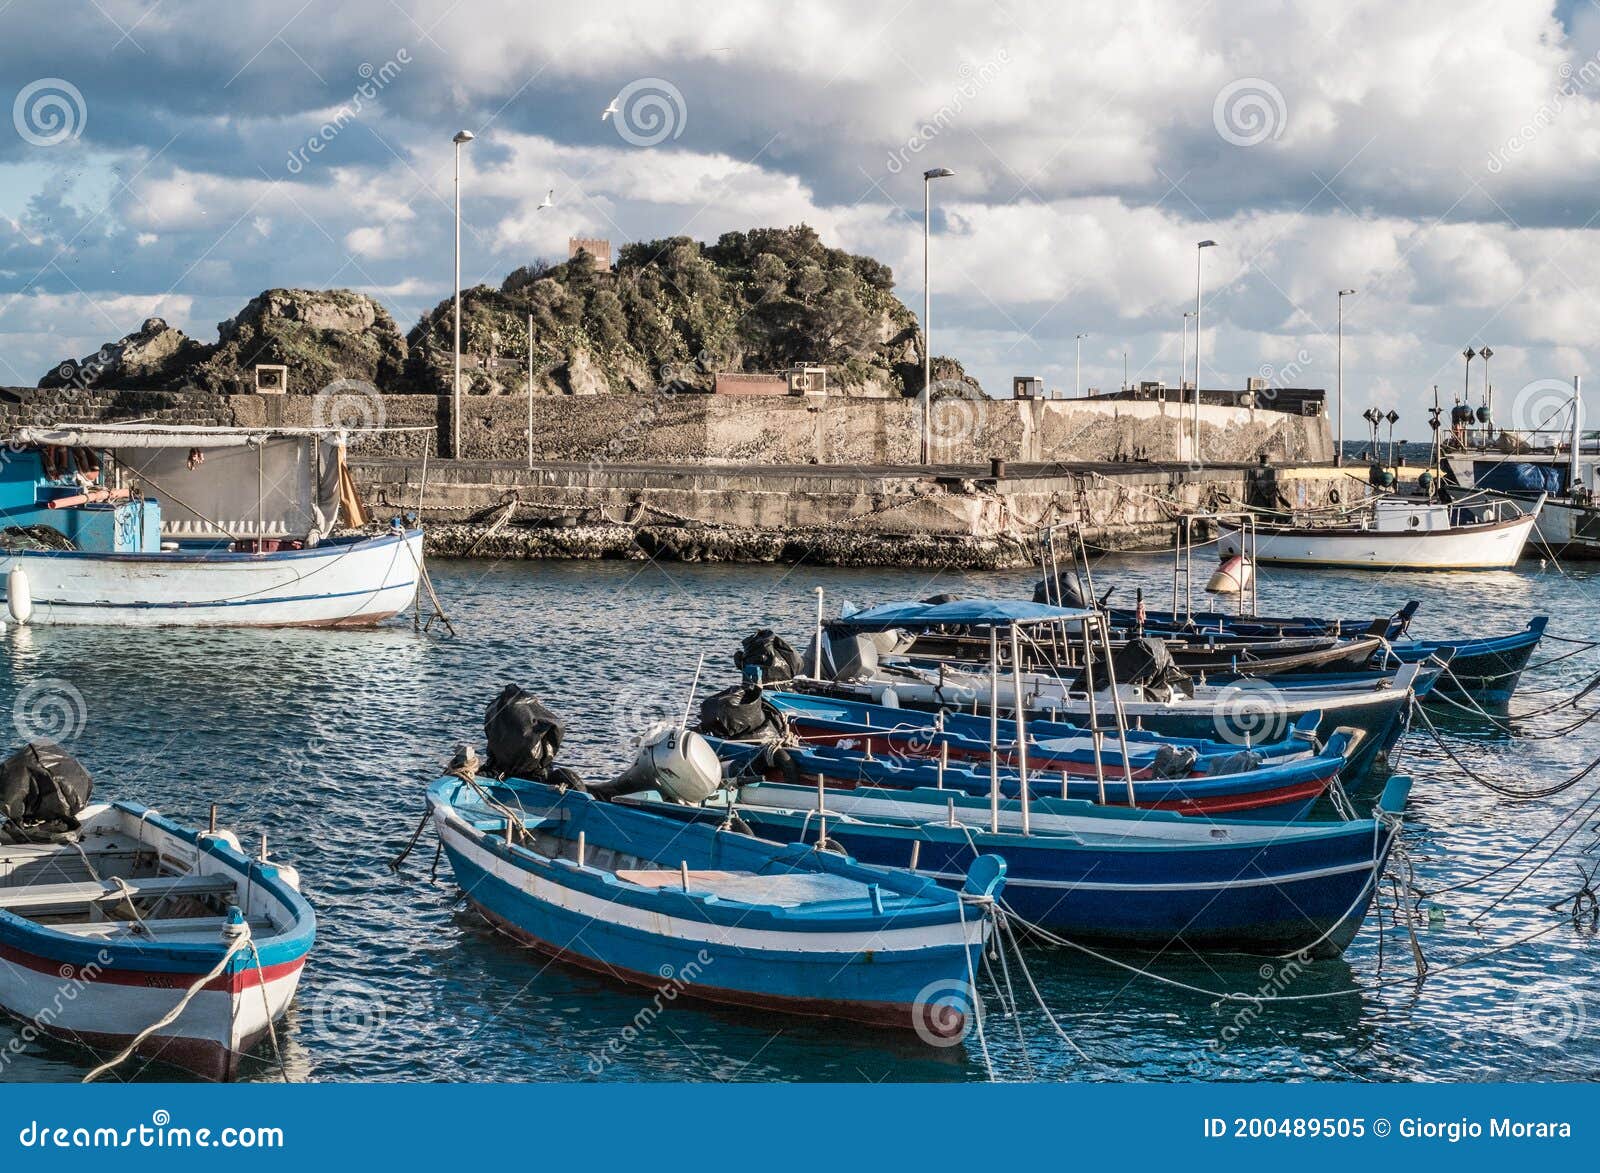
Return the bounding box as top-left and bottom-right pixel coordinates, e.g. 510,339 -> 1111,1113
0,423 -> 423,626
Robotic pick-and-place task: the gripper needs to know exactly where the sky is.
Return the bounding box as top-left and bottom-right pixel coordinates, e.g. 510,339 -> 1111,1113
3,0 -> 1600,444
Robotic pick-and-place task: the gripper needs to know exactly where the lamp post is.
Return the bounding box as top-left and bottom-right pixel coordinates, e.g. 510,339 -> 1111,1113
1180,311 -> 1194,404
1337,288 -> 1355,466
921,167 -> 954,464
1075,333 -> 1087,399
451,129 -> 475,459
1193,240 -> 1217,466
1480,346 -> 1494,439
1462,347 -> 1477,450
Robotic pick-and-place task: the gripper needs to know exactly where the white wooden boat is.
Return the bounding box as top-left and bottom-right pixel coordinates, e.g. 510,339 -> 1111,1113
0,424 -> 422,626
0,794 -> 314,1081
1217,495 -> 1541,570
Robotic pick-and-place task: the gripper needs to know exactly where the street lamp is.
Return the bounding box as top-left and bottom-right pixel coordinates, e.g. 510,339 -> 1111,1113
1480,346 -> 1494,439
1180,311 -> 1194,404
1337,289 -> 1355,466
1075,333 -> 1087,399
921,167 -> 954,464
1193,240 -> 1217,466
452,129 -> 475,459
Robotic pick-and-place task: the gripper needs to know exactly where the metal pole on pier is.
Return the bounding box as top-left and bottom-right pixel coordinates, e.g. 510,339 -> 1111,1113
1337,288 -> 1355,466
452,129 -> 475,459
1572,376 -> 1583,489
1193,240 -> 1216,468
534,315 -> 540,476
921,167 -> 954,465
1075,333 -> 1087,398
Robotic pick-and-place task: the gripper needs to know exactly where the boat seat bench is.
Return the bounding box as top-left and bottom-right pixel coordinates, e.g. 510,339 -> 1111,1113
0,873 -> 237,916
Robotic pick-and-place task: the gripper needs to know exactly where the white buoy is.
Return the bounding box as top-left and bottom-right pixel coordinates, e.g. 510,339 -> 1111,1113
1206,554 -> 1253,595
7,567 -> 32,623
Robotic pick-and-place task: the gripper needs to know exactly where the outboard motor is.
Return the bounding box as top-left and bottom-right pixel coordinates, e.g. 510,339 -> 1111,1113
822,628 -> 880,681
0,740 -> 94,844
698,682 -> 788,741
734,629 -> 803,684
483,684 -> 565,781
586,724 -> 723,805
1032,573 -> 1088,608
1072,636 -> 1192,702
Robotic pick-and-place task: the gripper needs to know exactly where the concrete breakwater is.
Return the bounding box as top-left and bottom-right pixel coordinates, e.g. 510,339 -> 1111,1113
356,457 -> 1372,569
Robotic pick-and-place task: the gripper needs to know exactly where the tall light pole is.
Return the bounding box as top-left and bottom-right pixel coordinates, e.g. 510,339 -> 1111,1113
1337,288 -> 1355,466
1480,346 -> 1494,439
921,167 -> 954,464
1180,311 -> 1194,403
1075,333 -> 1087,398
452,129 -> 475,459
1193,240 -> 1217,466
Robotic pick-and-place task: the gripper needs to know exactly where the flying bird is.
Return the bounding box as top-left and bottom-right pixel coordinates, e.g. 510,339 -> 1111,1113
537,189 -> 554,210
601,96 -> 620,120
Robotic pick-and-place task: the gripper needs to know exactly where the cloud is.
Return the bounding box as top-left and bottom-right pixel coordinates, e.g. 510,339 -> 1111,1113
1,0 -> 1599,436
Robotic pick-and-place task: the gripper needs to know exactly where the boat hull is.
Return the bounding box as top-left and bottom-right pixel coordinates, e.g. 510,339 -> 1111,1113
0,529 -> 422,626
432,789 -> 988,1037
1218,514 -> 1537,570
649,781 -> 1409,959
0,804 -> 314,1081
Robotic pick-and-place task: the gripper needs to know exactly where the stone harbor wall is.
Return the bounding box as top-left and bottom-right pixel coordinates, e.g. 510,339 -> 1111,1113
0,386 -> 1331,466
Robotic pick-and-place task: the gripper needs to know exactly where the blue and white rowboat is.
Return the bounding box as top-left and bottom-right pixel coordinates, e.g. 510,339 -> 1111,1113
428,773 -> 1006,1038
0,802 -> 315,1081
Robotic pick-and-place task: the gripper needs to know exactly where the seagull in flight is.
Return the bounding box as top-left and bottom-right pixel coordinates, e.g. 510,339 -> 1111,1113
537,190 -> 554,210
601,96 -> 620,120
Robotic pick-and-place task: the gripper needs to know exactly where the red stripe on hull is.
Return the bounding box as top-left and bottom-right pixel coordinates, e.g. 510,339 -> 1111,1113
470,902 -> 965,1039
0,939 -> 304,993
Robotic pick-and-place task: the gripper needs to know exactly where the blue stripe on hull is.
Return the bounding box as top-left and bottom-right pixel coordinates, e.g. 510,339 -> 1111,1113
441,843 -> 976,1019
759,825 -> 1382,958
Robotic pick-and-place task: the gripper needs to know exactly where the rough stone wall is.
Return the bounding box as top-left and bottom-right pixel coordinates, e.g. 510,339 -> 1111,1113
0,386 -> 1331,465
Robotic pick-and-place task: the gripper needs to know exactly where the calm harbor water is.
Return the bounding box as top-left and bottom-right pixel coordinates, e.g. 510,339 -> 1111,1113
2,553 -> 1598,1083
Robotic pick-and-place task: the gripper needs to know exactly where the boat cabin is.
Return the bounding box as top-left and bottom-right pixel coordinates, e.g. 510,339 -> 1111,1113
1373,500 -> 1451,532
1,425 -> 354,556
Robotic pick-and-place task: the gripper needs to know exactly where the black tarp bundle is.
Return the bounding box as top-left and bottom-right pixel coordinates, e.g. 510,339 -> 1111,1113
734,629 -> 803,683
483,685 -> 566,781
0,741 -> 94,844
698,682 -> 788,741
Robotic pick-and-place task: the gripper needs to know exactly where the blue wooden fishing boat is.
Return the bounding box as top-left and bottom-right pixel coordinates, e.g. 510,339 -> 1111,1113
635,776 -> 1412,958
427,770 -> 1006,1037
0,772 -> 314,1081
765,690 -> 1323,779
704,727 -> 1360,821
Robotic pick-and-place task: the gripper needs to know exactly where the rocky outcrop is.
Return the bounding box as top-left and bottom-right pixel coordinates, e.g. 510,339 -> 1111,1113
35,229 -> 975,400
39,317 -> 207,390
37,290 -> 407,395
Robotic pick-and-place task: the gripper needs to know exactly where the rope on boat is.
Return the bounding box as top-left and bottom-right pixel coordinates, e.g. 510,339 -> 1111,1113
954,897 -> 993,1081
248,940 -> 292,1083
82,930 -> 250,1084
997,899 -> 1575,1007
1412,704 -> 1600,799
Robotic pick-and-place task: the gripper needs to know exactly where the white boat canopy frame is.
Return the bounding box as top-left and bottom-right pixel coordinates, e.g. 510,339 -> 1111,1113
11,423 -> 382,543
